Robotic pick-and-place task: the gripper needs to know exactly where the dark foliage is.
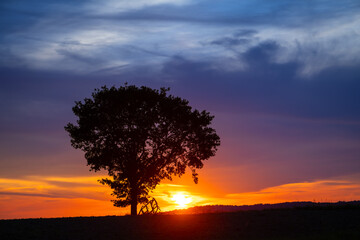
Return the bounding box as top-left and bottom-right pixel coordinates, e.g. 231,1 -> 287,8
65,85 -> 220,215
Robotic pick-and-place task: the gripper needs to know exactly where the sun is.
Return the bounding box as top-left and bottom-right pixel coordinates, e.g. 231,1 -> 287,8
171,193 -> 192,208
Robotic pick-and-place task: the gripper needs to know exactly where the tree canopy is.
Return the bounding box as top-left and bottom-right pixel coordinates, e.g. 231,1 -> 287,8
65,85 -> 220,215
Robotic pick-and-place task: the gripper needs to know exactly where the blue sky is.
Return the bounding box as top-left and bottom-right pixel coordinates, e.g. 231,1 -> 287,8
1,0 -> 360,214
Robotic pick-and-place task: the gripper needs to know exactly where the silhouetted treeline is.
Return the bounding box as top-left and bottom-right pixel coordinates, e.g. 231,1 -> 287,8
163,200 -> 360,215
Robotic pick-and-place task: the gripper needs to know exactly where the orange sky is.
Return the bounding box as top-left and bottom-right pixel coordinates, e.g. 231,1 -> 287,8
1,172 -> 360,219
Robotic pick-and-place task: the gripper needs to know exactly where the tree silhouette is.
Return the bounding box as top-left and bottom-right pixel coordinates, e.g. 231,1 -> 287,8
65,85 -> 220,215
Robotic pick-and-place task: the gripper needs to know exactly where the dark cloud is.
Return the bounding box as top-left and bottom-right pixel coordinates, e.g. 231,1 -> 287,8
210,29 -> 257,48
45,180 -> 97,188
242,41 -> 279,64
160,41 -> 360,123
233,29 -> 257,37
89,0 -> 360,27
211,37 -> 250,48
0,191 -> 57,198
0,189 -> 104,200
153,40 -> 360,188
55,49 -> 102,66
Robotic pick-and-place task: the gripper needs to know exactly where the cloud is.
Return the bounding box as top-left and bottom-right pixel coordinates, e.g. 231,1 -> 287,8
0,191 -> 63,198
211,38 -> 251,48
1,0 -> 360,76
1,45 -> 360,185
0,176 -> 108,200
209,30 -> 256,49
224,180 -> 360,204
158,45 -> 360,121
0,176 -> 207,218
85,0 -> 194,14
1,1 -> 360,219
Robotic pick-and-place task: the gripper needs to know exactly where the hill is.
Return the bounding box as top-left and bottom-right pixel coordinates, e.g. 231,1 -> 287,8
1,202 -> 360,240
163,200 -> 360,215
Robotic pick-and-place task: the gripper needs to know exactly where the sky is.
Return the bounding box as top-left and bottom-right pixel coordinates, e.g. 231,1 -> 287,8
1,0 -> 360,219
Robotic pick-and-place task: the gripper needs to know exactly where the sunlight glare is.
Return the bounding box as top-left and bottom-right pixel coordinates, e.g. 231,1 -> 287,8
171,193 -> 192,208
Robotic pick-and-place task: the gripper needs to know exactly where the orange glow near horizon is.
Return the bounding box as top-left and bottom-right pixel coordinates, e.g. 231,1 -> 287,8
1,175 -> 360,219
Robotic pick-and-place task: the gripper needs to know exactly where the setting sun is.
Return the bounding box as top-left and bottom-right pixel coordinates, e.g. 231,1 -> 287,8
171,193 -> 192,208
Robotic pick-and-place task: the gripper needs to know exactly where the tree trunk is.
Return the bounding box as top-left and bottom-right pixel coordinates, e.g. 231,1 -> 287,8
131,198 -> 137,216
130,184 -> 138,216
129,156 -> 138,216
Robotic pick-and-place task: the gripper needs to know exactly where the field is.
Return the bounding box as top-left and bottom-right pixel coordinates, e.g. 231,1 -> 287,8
1,207 -> 360,240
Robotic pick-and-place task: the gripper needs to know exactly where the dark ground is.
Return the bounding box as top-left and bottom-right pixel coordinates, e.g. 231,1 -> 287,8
1,208 -> 360,240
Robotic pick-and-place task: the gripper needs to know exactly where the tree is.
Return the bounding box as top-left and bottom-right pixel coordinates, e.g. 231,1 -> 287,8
65,85 -> 220,215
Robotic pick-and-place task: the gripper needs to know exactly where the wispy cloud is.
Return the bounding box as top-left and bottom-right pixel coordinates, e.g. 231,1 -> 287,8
0,176 -> 203,218
0,176 -> 109,200
1,0 -> 360,76
85,0 -> 195,14
223,180 -> 360,205
1,174 -> 360,219
0,176 -> 117,219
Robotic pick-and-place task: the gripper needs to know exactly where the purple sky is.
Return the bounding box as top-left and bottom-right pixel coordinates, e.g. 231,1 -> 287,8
1,0 -> 360,215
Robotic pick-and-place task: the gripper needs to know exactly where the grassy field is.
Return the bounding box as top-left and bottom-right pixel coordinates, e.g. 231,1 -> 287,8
1,208 -> 360,240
